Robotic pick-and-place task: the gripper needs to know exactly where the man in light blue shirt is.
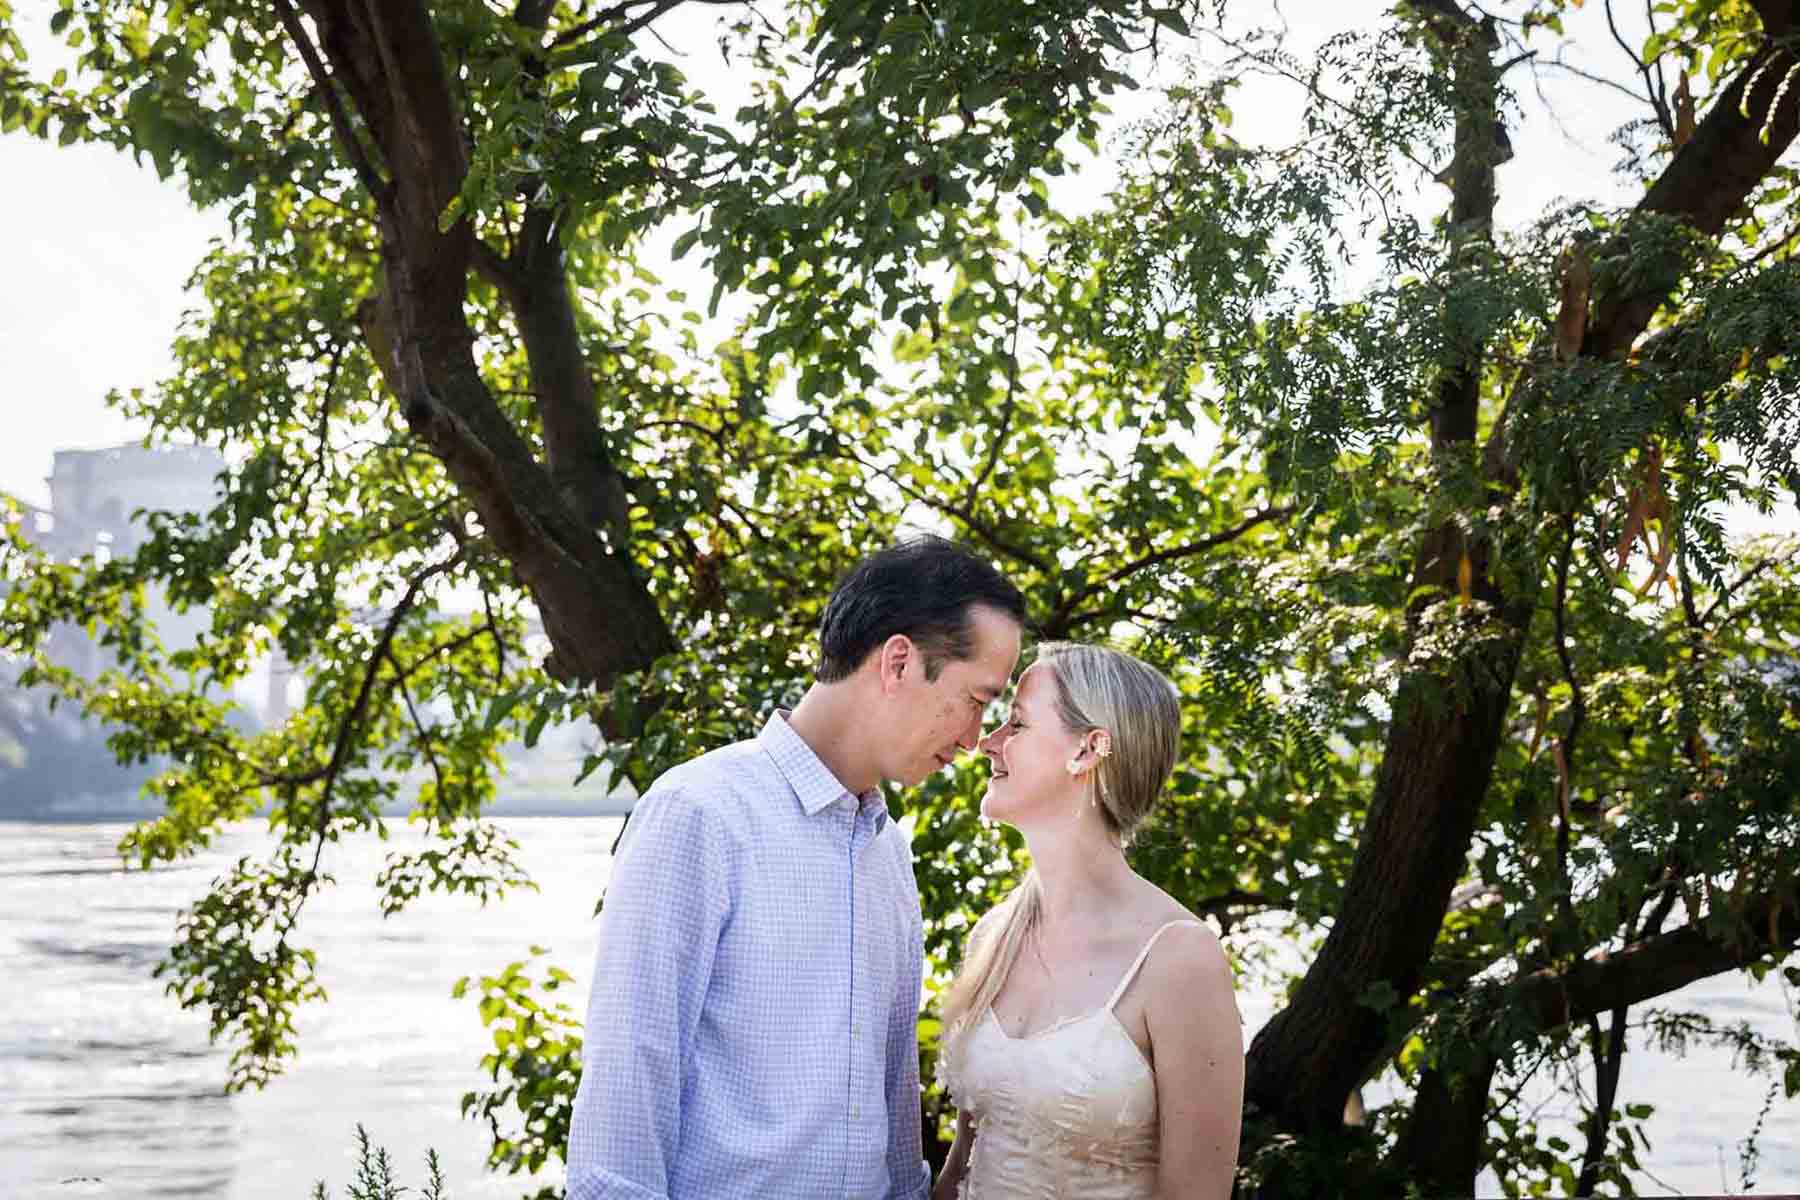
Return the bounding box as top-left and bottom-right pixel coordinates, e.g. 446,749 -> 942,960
568,537 -> 1026,1200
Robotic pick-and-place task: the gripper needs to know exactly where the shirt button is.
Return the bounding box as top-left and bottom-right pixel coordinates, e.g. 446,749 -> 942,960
852,1106 -> 861,1119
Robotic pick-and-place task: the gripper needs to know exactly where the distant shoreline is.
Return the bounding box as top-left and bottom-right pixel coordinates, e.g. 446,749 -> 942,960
0,792 -> 634,824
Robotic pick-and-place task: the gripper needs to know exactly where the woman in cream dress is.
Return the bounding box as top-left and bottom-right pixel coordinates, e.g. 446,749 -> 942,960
933,643 -> 1244,1200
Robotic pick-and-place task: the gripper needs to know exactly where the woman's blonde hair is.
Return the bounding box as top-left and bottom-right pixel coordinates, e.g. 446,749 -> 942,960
937,642 -> 1182,1055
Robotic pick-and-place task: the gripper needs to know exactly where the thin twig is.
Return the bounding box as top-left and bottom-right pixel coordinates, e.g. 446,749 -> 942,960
394,666 -> 449,808
1700,555 -> 1781,626
552,0 -> 741,50
1605,0 -> 1674,138
298,339 -> 348,499
829,447 -> 1053,573
304,550 -> 467,877
1536,53 -> 1665,110
1042,505 -> 1296,634
480,582 -> 507,686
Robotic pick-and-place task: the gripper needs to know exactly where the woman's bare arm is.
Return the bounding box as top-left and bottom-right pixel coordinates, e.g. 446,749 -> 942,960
1145,923 -> 1244,1200
931,1109 -> 977,1200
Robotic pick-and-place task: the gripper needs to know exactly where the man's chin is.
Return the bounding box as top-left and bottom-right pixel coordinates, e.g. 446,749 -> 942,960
900,760 -> 951,788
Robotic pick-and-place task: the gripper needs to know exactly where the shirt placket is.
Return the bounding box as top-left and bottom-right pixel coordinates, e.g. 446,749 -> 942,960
843,799 -> 878,1195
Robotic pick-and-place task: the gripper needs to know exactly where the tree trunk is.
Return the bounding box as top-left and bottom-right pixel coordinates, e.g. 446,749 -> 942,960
1243,0 -> 1800,1157
1244,3 -> 1517,1133
297,0 -> 676,685
1391,1048 -> 1497,1194
1243,628 -> 1527,1131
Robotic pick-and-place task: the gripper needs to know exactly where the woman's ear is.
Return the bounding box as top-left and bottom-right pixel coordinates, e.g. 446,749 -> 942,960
1065,730 -> 1114,777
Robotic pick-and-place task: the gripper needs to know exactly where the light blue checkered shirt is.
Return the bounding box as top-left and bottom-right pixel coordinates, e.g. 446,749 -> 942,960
566,712 -> 930,1200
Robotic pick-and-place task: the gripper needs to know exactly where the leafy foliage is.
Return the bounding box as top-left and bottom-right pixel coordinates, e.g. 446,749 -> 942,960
455,950 -> 584,1182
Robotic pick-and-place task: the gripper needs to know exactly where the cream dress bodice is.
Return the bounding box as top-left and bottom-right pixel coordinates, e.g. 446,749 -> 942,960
940,920 -> 1200,1200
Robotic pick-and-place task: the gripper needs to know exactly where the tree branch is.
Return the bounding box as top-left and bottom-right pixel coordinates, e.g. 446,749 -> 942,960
1510,888 -> 1800,1034
1549,511 -> 1587,952
470,236 -> 522,302
304,551 -> 466,867
1193,888 -> 1278,933
828,447 -> 1053,574
1582,15 -> 1800,361
392,662 -> 448,810
550,0 -> 743,51
1701,554 -> 1784,626
966,266 -> 1027,506
1605,0 -> 1674,139
272,0 -> 387,200
1040,506 -> 1295,638
508,204 -> 634,539
1535,51 -> 1668,112
357,0 -> 468,224
550,0 -> 657,48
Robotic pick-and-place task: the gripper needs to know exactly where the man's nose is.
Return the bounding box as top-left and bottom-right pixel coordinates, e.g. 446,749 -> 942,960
958,711 -> 989,751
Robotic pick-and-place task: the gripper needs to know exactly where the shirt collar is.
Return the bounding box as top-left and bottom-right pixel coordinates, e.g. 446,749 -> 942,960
758,710 -> 887,829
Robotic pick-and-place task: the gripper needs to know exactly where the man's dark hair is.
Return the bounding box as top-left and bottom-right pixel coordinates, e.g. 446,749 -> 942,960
816,536 -> 1026,683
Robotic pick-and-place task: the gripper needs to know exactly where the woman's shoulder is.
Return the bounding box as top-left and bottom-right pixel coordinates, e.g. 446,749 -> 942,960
1127,885 -> 1230,984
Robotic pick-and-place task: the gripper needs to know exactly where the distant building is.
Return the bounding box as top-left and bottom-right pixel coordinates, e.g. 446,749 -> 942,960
34,442 -> 224,560
2,444 -> 225,816
17,443 -> 224,679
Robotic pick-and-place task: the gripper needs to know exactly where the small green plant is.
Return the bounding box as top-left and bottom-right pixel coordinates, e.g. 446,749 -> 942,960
310,1124 -> 448,1200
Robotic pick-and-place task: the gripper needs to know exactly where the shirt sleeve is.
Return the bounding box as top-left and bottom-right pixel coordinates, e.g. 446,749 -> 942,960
883,844 -> 931,1200
566,784 -> 735,1200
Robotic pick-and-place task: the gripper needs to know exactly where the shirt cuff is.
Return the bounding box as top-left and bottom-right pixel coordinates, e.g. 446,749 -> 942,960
565,1169 -> 670,1200
893,1158 -> 931,1200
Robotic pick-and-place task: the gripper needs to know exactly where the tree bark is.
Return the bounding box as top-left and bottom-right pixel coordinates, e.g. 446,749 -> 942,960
1583,22 -> 1800,361
1391,1047 -> 1497,1195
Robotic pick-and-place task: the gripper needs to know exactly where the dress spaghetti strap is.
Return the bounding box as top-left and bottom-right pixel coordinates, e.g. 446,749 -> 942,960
1105,920 -> 1204,1011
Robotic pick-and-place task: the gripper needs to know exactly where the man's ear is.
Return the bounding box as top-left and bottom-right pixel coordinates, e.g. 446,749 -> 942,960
877,634 -> 914,694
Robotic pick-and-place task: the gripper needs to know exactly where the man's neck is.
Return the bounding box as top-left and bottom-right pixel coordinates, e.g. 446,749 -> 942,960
785,682 -> 880,795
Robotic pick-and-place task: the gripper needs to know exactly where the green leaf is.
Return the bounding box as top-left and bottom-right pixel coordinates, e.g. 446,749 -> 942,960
1149,7 -> 1191,37
482,687 -> 525,732
522,703 -> 552,750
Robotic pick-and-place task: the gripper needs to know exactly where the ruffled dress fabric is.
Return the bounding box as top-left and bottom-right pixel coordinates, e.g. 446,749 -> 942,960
939,921 -> 1199,1200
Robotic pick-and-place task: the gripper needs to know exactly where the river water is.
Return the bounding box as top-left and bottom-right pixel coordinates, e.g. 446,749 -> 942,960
2,819 -> 1795,1197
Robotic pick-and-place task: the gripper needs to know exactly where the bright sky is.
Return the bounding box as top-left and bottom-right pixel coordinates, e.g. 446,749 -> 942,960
0,1 -> 1791,537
